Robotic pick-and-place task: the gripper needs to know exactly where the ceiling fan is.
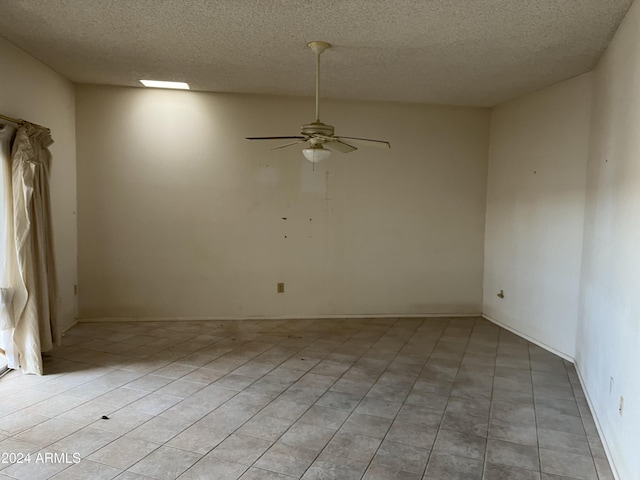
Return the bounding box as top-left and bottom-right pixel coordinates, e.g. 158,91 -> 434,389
246,41 -> 391,162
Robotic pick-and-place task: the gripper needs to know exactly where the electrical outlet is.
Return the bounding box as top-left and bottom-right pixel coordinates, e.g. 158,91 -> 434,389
277,283 -> 285,293
619,396 -> 624,416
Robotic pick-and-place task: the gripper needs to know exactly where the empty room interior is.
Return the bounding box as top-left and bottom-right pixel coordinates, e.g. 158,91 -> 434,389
0,1 -> 639,479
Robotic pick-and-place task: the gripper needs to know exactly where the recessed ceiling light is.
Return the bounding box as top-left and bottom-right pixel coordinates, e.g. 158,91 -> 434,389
140,80 -> 190,90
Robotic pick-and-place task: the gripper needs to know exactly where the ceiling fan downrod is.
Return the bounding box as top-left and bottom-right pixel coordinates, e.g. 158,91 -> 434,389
307,41 -> 331,123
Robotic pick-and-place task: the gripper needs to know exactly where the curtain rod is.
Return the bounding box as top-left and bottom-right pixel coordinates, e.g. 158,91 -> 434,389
0,113 -> 50,132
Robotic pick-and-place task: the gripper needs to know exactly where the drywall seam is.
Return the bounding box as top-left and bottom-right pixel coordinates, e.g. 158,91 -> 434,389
482,313 -> 574,362
77,312 -> 482,323
575,362 -> 622,480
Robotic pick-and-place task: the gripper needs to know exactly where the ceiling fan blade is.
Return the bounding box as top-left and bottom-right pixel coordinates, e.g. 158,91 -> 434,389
246,136 -> 306,140
271,140 -> 307,150
335,136 -> 391,148
325,139 -> 357,153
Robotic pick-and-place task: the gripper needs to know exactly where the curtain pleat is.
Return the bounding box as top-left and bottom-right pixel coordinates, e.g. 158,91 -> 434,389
0,123 -> 20,369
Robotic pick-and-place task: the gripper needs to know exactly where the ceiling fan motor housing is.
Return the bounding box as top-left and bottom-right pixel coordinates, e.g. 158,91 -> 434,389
301,122 -> 334,138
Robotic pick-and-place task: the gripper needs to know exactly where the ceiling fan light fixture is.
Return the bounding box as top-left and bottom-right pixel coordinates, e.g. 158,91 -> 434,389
302,145 -> 331,163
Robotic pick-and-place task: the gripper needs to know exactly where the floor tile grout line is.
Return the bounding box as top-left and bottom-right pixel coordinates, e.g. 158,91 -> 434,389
480,318 -> 501,480
70,325 -> 306,477
531,347 -> 595,479
229,317 -> 419,478
415,318 -> 474,479
32,324 -> 330,478
270,317 -> 404,479
188,319 -> 442,476
531,341 -> 545,477
483,329 -> 540,475
563,360 -> 603,480
324,317 -> 440,479
411,317 -> 467,479
176,318 -> 393,479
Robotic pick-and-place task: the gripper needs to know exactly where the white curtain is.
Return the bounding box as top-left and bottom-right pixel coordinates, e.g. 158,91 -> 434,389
0,123 -> 19,369
0,122 -> 58,375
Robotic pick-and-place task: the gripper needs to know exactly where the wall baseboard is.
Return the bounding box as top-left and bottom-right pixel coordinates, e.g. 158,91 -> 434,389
77,312 -> 483,323
482,314 -> 621,478
62,318 -> 78,332
55,318 -> 79,346
574,363 -> 622,480
482,313 -> 575,362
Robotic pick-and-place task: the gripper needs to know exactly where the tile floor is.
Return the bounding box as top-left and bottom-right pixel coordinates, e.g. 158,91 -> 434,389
0,317 -> 615,480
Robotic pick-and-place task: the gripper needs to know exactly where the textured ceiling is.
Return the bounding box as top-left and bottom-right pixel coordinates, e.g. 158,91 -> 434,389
0,0 -> 634,106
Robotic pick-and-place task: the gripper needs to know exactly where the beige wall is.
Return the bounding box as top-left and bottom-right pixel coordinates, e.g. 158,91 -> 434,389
483,73 -> 592,359
75,86 -> 490,319
576,0 -> 640,477
0,37 -> 77,334
484,1 -> 640,475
